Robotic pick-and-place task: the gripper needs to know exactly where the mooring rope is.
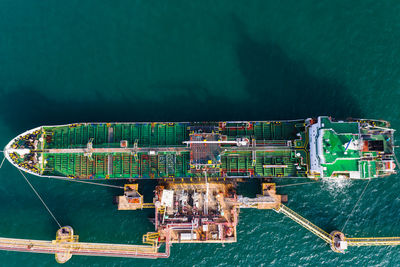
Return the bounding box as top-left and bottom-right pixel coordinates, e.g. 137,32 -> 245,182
393,153 -> 400,171
18,169 -> 62,228
387,141 -> 400,171
275,181 -> 319,188
0,157 -> 5,169
341,179 -> 371,233
40,176 -> 124,189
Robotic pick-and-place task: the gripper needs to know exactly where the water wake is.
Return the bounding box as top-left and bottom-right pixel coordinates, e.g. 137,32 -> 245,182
321,178 -> 353,197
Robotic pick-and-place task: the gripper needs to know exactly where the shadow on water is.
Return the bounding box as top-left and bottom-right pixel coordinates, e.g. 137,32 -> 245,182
0,17 -> 361,134
232,15 -> 362,120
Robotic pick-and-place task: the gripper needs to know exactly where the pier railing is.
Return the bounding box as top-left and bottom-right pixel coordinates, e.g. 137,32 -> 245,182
0,232 -> 169,263
275,204 -> 332,243
275,204 -> 400,248
346,237 -> 400,246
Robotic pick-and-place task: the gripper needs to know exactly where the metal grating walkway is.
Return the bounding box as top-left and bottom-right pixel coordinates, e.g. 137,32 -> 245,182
276,204 -> 400,248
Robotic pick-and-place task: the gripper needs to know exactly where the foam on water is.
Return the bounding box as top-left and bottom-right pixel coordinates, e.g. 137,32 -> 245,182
320,178 -> 354,198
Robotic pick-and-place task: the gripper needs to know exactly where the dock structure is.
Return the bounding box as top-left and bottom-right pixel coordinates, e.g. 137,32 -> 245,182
116,182 -> 286,244
1,116 -> 399,263
0,228 -> 169,263
275,204 -> 332,243
275,204 -> 400,252
0,182 -> 399,262
0,182 -> 285,263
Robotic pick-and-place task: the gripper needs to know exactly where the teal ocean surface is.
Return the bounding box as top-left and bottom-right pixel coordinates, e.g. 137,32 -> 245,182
1,1 -> 400,266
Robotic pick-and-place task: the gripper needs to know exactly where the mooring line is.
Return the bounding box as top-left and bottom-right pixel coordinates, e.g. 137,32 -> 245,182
341,179 -> 371,233
275,181 -> 319,188
393,153 -> 400,171
18,169 -> 62,228
0,157 -> 5,169
40,176 -> 124,189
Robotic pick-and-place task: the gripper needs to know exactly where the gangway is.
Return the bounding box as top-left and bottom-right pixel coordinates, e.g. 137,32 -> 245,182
275,204 -> 331,243
275,204 -> 400,252
346,237 -> 400,246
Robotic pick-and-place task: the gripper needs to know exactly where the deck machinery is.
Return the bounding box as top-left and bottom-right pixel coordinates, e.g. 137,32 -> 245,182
118,182 -> 285,245
2,116 -> 398,262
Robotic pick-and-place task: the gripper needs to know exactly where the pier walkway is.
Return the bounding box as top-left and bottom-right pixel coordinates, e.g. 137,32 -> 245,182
0,203 -> 399,262
275,204 -> 400,250
346,237 -> 400,246
276,204 -> 332,243
0,231 -> 169,263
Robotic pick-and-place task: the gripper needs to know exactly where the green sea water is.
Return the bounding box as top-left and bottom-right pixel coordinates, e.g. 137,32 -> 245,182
0,1 -> 400,266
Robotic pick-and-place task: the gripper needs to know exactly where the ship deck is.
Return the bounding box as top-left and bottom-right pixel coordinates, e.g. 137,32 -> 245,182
6,117 -> 395,180
38,121 -> 308,179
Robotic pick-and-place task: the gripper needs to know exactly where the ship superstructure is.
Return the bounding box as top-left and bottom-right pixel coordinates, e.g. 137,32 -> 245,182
4,116 -> 396,180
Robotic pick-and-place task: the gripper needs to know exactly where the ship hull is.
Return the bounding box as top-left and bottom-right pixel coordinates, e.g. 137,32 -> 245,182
4,117 -> 397,180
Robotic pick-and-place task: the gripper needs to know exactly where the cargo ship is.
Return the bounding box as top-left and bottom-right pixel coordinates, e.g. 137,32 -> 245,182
4,116 -> 397,180
1,116 -> 399,262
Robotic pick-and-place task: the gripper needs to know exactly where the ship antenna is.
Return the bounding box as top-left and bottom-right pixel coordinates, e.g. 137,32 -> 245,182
18,169 -> 62,228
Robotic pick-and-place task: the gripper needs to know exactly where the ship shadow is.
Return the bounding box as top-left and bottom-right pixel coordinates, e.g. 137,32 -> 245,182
232,15 -> 362,120
0,85 -> 224,134
0,16 -> 361,133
